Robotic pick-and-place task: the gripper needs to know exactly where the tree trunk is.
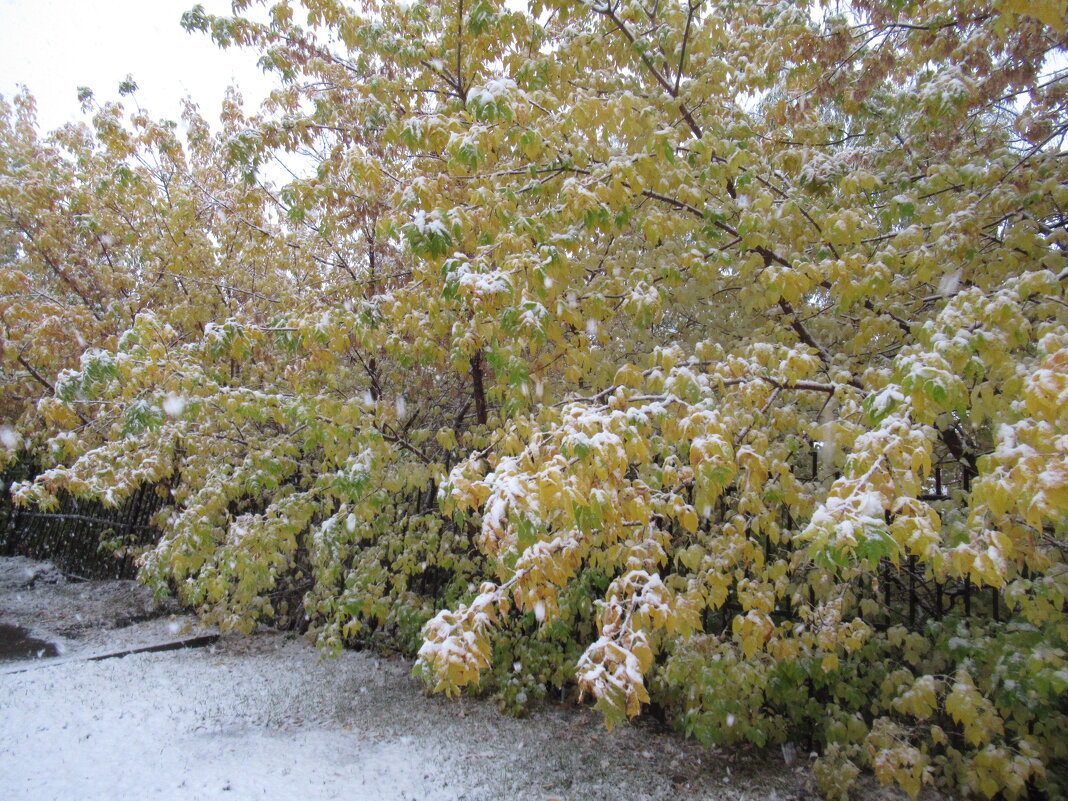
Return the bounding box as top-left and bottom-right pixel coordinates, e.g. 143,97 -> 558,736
470,351 -> 487,425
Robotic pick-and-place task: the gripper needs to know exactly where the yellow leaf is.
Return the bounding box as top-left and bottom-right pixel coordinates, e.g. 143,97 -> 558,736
1004,0 -> 1067,31
679,506 -> 698,533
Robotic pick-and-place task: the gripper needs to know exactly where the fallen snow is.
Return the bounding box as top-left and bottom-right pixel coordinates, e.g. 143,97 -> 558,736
0,558 -> 819,801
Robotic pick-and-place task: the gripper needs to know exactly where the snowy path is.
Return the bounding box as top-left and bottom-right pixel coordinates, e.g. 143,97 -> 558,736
0,558 -> 810,801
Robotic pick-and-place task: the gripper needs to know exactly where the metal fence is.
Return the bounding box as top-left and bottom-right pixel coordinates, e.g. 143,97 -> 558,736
0,458 -> 165,579
1,449 -> 1003,628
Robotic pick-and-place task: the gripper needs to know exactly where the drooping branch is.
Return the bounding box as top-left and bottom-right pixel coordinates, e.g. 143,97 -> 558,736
16,353 -> 90,425
16,353 -> 56,395
779,298 -> 832,364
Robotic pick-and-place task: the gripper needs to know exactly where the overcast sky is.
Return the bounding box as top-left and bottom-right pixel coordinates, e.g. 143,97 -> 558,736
0,0 -> 273,132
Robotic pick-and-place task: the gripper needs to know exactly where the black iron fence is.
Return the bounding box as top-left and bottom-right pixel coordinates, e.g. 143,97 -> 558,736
0,457 -> 165,579
0,448 -> 1006,628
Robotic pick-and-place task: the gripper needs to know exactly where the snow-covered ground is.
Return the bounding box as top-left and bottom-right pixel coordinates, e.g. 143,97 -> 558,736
0,556 -> 816,801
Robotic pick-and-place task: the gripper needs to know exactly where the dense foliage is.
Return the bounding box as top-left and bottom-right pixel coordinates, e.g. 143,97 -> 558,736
2,0 -> 1067,796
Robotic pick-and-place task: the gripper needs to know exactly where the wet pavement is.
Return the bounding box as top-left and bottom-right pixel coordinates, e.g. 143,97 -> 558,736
0,623 -> 58,662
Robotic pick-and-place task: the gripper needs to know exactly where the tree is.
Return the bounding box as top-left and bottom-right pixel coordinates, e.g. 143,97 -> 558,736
3,0 -> 1067,796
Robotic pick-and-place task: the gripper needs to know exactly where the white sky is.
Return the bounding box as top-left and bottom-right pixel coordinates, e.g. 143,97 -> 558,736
0,0 -> 274,132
